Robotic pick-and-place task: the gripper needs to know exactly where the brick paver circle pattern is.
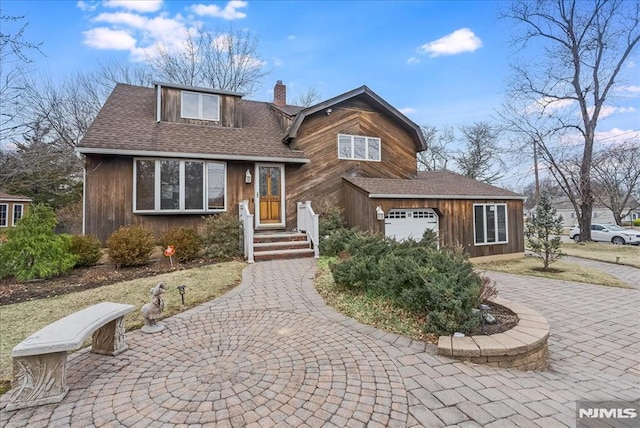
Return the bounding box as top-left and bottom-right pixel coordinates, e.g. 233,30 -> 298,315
1,258 -> 639,427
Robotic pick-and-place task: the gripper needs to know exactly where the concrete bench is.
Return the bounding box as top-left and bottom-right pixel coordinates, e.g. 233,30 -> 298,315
7,302 -> 135,411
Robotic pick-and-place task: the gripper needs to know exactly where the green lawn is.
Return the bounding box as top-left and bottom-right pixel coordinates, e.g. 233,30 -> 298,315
561,241 -> 640,268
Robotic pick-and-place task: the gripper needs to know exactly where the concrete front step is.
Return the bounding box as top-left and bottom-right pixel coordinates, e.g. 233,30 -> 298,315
253,248 -> 315,262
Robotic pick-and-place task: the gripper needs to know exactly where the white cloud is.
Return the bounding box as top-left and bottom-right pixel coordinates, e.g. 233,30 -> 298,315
103,0 -> 163,13
191,1 -> 248,20
273,57 -> 283,67
407,57 -> 420,65
614,85 -> 640,96
94,11 -> 148,28
77,1 -> 98,12
288,35 -> 296,40
595,128 -> 640,144
83,27 -> 137,50
399,107 -> 416,115
418,28 -> 482,57
593,105 -> 637,119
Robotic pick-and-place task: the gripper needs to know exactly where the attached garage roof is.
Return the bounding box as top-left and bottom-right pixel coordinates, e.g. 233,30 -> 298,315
0,189 -> 32,202
344,172 -> 525,200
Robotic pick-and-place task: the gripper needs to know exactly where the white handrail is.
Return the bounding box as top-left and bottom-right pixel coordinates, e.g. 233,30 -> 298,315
238,200 -> 254,263
297,201 -> 320,258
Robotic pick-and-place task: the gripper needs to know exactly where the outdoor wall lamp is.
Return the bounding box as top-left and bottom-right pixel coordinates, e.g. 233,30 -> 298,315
245,169 -> 252,184
479,303 -> 490,334
177,285 -> 186,305
376,206 -> 385,220
326,108 -> 333,116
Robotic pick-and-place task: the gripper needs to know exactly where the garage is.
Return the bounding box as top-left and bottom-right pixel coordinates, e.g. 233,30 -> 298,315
384,208 -> 438,242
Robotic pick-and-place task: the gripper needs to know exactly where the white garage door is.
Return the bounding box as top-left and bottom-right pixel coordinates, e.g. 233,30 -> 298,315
385,209 -> 439,242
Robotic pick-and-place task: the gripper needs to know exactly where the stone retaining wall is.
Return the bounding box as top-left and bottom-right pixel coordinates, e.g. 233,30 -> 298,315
437,297 -> 550,371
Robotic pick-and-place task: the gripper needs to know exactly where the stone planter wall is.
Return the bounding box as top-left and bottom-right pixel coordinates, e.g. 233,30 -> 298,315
437,297 -> 550,371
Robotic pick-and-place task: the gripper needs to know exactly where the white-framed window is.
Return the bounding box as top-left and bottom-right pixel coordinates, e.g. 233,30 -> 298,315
134,158 -> 227,213
0,204 -> 7,227
181,91 -> 220,121
12,204 -> 23,226
337,134 -> 381,161
474,203 -> 508,245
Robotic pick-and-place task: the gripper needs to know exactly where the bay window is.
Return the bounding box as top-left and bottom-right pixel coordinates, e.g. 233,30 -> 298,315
474,204 -> 508,245
134,159 -> 226,213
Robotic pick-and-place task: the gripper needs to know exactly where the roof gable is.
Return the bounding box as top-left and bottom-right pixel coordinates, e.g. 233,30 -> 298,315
284,86 -> 427,151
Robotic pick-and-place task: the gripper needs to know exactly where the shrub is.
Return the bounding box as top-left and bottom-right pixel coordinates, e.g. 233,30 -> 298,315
634,218 -> 640,227
159,227 -> 203,263
0,204 -> 76,280
69,234 -> 103,267
106,224 -> 156,267
320,227 -> 359,257
479,275 -> 498,303
318,199 -> 345,237
419,247 -> 482,335
203,213 -> 242,260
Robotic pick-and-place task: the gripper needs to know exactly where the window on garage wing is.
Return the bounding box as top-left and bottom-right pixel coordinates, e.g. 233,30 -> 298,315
12,204 -> 23,226
337,134 -> 381,161
0,204 -> 7,227
181,91 -> 220,121
134,159 -> 226,213
474,204 -> 508,245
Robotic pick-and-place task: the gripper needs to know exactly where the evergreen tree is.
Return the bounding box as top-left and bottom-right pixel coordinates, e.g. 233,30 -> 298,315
0,204 -> 76,280
525,191 -> 564,270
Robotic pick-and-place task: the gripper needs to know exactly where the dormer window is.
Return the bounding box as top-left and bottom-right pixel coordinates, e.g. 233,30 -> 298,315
181,91 -> 220,121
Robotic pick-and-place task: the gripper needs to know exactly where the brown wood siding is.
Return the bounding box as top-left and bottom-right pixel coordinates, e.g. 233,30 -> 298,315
343,181 -> 524,257
84,154 -> 255,242
285,98 -> 418,227
160,87 -> 242,128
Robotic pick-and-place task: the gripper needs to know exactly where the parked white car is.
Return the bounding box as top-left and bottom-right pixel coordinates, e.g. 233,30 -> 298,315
569,223 -> 640,245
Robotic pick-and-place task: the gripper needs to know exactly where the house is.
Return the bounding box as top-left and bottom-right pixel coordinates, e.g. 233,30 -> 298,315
0,190 -> 31,228
76,80 -> 524,260
550,198 -> 639,227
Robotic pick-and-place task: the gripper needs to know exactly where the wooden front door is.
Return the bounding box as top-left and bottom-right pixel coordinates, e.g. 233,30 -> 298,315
256,165 -> 284,226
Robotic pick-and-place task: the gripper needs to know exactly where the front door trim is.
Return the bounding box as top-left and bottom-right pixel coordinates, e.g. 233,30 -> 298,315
255,163 -> 286,229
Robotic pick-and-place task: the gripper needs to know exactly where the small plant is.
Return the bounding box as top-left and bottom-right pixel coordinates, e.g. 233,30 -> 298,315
318,199 -> 345,237
479,275 -> 498,302
525,191 -> 565,270
202,213 -> 242,260
0,204 -> 76,280
106,224 -> 156,267
159,227 -> 203,263
633,218 -> 640,227
69,235 -> 103,267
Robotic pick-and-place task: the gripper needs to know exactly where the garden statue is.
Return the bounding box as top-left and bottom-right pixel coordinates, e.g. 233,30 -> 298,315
141,282 -> 166,333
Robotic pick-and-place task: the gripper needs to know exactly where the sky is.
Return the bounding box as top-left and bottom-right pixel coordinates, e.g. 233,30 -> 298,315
2,0 -> 639,188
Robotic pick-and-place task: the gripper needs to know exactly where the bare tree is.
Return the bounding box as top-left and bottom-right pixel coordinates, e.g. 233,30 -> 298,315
148,26 -> 269,94
501,0 -> 640,241
591,141 -> 640,225
455,122 -> 503,184
417,125 -> 455,171
293,86 -> 322,107
0,14 -> 42,143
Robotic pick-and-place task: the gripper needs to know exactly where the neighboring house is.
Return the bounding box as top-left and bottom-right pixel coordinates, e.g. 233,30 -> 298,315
0,190 -> 31,228
76,81 -> 524,259
551,198 -> 638,226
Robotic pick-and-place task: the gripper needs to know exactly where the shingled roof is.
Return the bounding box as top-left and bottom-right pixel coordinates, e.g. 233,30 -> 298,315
0,190 -> 32,201
344,171 -> 524,199
77,84 -> 309,163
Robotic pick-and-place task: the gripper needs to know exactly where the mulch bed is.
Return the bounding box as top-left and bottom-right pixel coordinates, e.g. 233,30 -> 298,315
0,258 -> 219,306
468,302 -> 519,336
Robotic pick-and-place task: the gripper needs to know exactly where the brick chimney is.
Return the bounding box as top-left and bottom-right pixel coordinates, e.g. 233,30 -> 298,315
274,80 -> 286,106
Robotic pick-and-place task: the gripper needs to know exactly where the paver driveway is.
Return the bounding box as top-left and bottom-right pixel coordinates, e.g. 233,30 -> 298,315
1,259 -> 638,427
